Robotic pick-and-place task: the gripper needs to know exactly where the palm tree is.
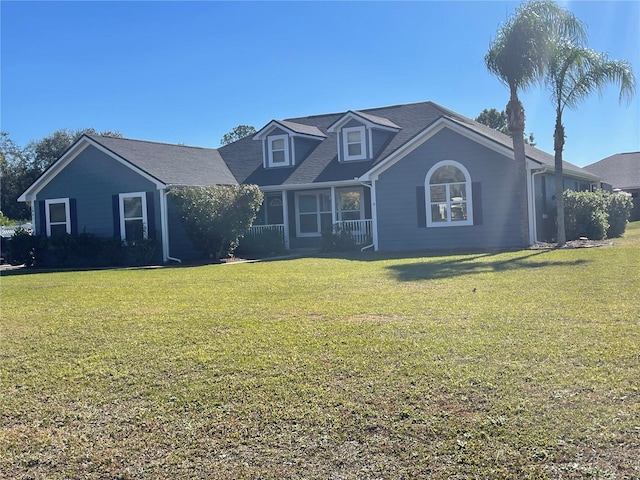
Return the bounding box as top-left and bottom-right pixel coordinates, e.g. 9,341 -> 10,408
485,0 -> 584,247
546,43 -> 636,246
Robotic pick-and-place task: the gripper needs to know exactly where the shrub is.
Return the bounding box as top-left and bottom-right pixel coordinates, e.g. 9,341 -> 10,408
5,228 -> 38,266
236,227 -> 285,257
605,191 -> 633,238
321,224 -> 358,252
168,185 -> 263,261
563,190 -> 608,240
5,231 -> 158,268
124,238 -> 158,266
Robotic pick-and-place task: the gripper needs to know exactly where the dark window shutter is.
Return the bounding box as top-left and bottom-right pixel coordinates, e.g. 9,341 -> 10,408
146,192 -> 156,239
112,195 -> 121,239
38,201 -> 46,236
69,198 -> 78,235
416,186 -> 426,228
472,182 -> 483,226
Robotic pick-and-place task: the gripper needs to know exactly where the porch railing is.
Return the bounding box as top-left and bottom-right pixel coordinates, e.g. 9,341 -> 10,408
334,219 -> 373,245
247,224 -> 287,249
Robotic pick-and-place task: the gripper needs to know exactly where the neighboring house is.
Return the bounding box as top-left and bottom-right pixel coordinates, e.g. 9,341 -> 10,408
19,101 -> 600,261
584,152 -> 640,221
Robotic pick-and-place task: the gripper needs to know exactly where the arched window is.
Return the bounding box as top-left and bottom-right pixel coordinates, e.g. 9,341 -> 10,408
425,161 -> 473,227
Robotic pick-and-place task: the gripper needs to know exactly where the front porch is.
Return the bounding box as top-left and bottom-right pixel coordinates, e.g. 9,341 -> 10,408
248,185 -> 373,250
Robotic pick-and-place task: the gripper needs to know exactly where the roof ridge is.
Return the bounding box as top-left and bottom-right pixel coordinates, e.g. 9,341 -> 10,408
284,100 -> 436,123
87,134 -> 217,152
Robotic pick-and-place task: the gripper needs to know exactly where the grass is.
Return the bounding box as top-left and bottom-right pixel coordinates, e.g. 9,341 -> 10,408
1,222 -> 639,479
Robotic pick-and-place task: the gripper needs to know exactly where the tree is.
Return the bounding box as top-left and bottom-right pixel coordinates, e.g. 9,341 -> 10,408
475,108 -> 536,146
0,129 -> 121,220
220,125 -> 256,146
546,43 -> 635,246
1,132 -> 35,220
485,0 -> 585,246
27,128 -> 121,172
475,108 -> 509,134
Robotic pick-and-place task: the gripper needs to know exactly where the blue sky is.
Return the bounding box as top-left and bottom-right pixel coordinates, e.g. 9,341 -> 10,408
1,1 -> 638,167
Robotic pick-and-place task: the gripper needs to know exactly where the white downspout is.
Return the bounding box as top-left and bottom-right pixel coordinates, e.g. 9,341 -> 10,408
281,190 -> 290,249
529,166 -> 548,245
359,180 -> 376,252
160,188 -> 181,263
30,200 -> 36,233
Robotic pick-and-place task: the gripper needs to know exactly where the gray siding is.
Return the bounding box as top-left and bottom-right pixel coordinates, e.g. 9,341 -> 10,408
376,128 -> 522,251
371,129 -> 392,160
294,137 -> 319,164
35,145 -> 160,239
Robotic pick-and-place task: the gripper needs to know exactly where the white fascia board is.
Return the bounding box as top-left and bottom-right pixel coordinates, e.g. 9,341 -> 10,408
360,118 -> 517,182
327,111 -> 400,133
18,136 -> 165,202
259,180 -> 363,192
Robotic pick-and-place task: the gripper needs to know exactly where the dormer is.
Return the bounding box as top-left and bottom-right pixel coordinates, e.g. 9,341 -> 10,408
253,120 -> 326,169
327,111 -> 401,163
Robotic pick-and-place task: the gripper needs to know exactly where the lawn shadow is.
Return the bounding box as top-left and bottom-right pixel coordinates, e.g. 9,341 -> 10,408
385,249 -> 590,282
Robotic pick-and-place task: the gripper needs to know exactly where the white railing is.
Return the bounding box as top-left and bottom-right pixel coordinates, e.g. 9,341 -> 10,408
247,224 -> 287,249
334,219 -> 372,245
1,224 -> 32,238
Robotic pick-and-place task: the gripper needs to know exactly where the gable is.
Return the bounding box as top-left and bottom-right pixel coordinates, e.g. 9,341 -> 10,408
19,137 -> 163,202
35,144 -> 159,201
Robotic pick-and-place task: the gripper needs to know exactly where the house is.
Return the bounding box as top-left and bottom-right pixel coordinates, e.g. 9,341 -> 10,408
19,101 -> 600,261
584,152 -> 640,221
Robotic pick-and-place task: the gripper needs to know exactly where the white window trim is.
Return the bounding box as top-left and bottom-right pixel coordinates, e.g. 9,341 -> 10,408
45,198 -> 71,236
425,160 -> 473,227
342,126 -> 367,161
268,134 -> 290,167
119,192 -> 148,242
294,190 -> 332,237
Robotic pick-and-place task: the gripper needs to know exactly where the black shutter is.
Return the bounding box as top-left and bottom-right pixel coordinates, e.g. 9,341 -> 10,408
472,182 -> 483,225
112,195 -> 121,239
69,198 -> 78,235
38,201 -> 46,236
416,186 -> 426,228
146,192 -> 156,239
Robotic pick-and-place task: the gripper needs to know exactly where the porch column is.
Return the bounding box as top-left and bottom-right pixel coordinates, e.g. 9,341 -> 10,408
331,186 -> 337,225
281,190 -> 290,249
370,180 -> 379,251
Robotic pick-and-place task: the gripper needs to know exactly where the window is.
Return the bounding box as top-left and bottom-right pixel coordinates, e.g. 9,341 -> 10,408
337,188 -> 364,221
342,126 -> 366,161
426,161 -> 473,227
45,198 -> 70,236
268,134 -> 290,167
295,190 -> 332,236
256,194 -> 284,225
119,192 -> 148,242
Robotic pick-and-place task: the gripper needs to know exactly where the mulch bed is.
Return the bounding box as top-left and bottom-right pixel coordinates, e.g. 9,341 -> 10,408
531,238 -> 614,249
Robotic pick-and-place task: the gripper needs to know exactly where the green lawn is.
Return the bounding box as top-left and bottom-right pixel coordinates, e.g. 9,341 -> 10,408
2,223 -> 639,479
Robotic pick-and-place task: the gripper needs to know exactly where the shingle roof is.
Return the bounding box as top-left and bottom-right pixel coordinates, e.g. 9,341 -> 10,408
278,120 -> 327,138
349,110 -> 401,129
87,135 -> 238,186
584,152 -> 640,190
219,101 -> 597,186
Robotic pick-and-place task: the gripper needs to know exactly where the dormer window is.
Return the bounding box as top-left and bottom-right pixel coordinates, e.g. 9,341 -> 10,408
328,110 -> 400,163
254,120 -> 326,169
268,135 -> 290,167
344,126 -> 366,161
